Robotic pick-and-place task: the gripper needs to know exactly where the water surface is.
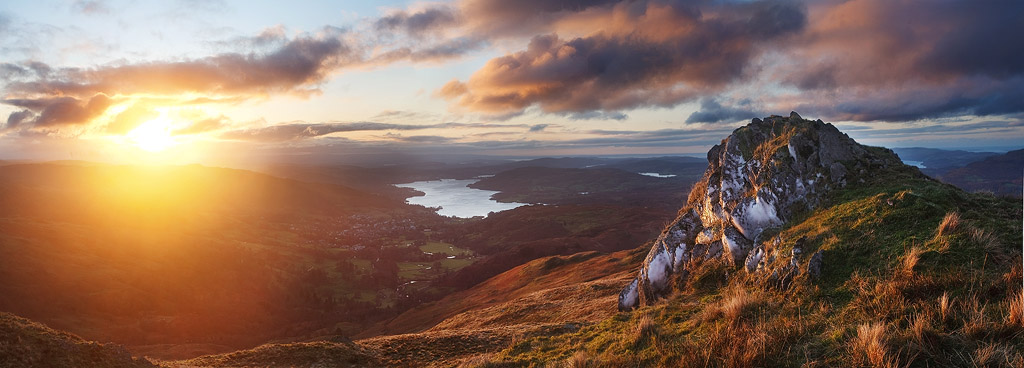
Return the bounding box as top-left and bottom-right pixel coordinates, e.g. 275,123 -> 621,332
639,172 -> 677,178
395,179 -> 526,218
902,160 -> 927,168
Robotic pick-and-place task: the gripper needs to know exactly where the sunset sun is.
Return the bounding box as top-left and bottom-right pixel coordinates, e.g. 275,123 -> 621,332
127,118 -> 176,153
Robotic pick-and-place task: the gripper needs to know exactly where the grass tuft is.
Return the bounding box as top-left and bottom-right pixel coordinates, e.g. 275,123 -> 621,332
631,314 -> 659,347
901,247 -> 923,275
938,292 -> 951,323
1007,291 -> 1024,328
852,322 -> 891,367
720,289 -> 764,326
936,212 -> 961,237
563,350 -> 599,368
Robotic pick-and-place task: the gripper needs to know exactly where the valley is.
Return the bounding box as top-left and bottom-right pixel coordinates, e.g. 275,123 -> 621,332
0,119 -> 1021,367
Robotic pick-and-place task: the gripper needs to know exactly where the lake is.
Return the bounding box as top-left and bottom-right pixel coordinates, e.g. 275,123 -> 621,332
639,172 -> 677,178
902,160 -> 927,168
395,179 -> 526,218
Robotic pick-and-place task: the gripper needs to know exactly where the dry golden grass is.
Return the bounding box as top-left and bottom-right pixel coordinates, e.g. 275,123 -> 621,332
687,177 -> 709,207
972,343 -> 1013,367
455,353 -> 495,368
961,294 -> 992,340
936,212 -> 961,237
561,350 -> 599,368
938,292 -> 951,323
1006,291 -> 1024,328
901,247 -> 923,275
631,314 -> 659,347
852,322 -> 891,367
720,289 -> 764,325
909,314 -> 935,348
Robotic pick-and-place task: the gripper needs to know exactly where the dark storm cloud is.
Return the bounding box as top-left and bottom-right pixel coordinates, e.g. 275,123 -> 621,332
441,0 -> 807,115
685,98 -> 759,124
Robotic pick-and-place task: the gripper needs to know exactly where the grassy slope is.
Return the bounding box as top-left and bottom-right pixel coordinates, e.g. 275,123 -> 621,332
167,247 -> 647,367
0,312 -> 157,368
474,157 -> 1024,366
358,247 -> 647,338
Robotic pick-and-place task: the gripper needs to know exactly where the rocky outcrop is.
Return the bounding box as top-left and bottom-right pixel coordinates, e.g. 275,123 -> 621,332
619,112 -> 901,310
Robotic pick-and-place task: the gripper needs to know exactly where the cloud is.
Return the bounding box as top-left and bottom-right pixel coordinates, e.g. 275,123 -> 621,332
529,124 -> 548,132
459,0 -> 622,37
218,120 -> 544,142
568,111 -> 628,121
72,0 -> 110,14
5,110 -> 33,129
3,94 -> 113,127
106,103 -> 158,134
368,37 -> 486,64
219,121 -> 449,142
375,6 -> 460,35
1,29 -> 357,131
685,98 -> 759,124
172,116 -> 230,136
840,120 -> 1024,139
7,33 -> 352,99
440,0 -> 807,115
383,133 -> 455,144
768,0 -> 1024,122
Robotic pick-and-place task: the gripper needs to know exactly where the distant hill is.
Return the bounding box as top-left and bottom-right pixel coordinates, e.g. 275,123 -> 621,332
939,149 -> 1024,196
469,166 -> 693,207
891,147 -> 999,172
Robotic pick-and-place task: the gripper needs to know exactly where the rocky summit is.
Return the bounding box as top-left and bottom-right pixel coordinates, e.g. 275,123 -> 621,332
619,112 -> 903,310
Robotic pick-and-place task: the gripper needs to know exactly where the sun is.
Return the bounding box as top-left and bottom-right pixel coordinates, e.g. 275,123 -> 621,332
127,117 -> 176,153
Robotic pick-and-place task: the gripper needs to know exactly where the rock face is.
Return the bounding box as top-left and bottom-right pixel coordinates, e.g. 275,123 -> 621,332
619,112 -> 900,311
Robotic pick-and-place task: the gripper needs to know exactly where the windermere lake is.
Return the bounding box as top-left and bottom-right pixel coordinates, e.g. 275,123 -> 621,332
395,179 -> 527,218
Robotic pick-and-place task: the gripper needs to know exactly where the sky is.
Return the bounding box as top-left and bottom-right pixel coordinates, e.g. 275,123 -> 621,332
1,0 -> 1022,166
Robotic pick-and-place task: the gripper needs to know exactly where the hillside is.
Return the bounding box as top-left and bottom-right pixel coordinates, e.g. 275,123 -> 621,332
2,115 -> 1020,367
438,204 -> 673,289
0,312 -> 156,368
168,114 -> 1022,367
939,149 -> 1024,196
359,246 -> 647,338
0,163 -> 449,359
477,114 -> 1024,366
